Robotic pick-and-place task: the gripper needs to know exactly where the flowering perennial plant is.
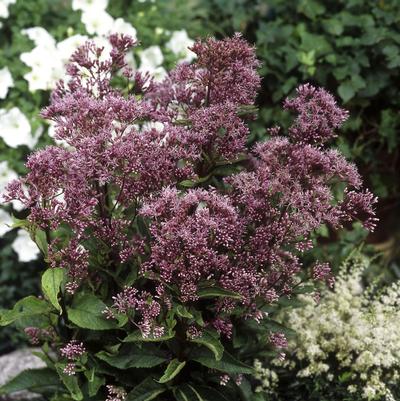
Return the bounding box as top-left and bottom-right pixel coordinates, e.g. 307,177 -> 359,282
257,252 -> 400,401
0,33 -> 376,401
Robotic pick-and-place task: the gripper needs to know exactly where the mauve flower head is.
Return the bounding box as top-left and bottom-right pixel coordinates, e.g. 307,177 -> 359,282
284,83 -> 349,145
2,33 -> 377,342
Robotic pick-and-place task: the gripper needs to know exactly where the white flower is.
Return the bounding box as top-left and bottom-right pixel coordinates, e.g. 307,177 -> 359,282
0,208 -> 12,236
22,27 -> 56,49
0,66 -> 13,99
11,229 -> 40,262
0,0 -> 16,19
57,34 -> 88,64
166,30 -> 195,62
0,160 -> 17,194
81,9 -> 114,36
152,66 -> 167,82
139,45 -> 163,73
112,18 -> 137,39
20,28 -> 63,91
72,0 -> 108,11
0,107 -> 37,148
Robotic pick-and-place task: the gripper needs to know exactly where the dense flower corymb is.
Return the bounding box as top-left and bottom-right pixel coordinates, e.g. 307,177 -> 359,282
1,32 -> 377,399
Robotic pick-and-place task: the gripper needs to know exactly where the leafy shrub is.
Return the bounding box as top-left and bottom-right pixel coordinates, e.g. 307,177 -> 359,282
0,34 -> 376,401
255,251 -> 400,401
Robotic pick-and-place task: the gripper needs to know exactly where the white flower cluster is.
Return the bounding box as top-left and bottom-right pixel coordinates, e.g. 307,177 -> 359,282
259,252 -> 400,401
253,359 -> 279,395
0,0 -> 15,20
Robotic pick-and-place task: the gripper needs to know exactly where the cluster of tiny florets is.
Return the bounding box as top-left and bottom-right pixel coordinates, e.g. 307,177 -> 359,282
2,33 -> 377,347
60,340 -> 86,376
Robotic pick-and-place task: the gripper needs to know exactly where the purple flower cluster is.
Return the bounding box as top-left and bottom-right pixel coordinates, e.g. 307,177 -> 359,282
60,340 -> 86,375
3,33 -> 377,343
104,287 -> 164,338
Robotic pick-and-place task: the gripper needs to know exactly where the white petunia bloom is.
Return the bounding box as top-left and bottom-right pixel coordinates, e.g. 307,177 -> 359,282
139,46 -> 164,74
0,0 -> 16,19
0,160 -> 18,203
112,17 -> 137,39
0,208 -> 12,236
166,30 -> 195,63
0,107 -> 37,148
57,34 -> 89,64
20,28 -> 63,91
81,9 -> 114,36
0,66 -> 13,99
22,27 -> 56,49
11,229 -> 40,262
72,0 -> 108,11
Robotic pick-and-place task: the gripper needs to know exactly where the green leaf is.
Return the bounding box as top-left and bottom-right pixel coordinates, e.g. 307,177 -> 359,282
176,305 -> 193,319
338,80 -> 355,103
123,329 -> 175,343
174,384 -> 205,401
190,348 -> 253,374
189,330 -> 224,361
84,369 -> 105,397
179,180 -> 196,188
67,293 -> 116,330
158,359 -> 186,383
0,368 -> 62,395
96,346 -> 167,369
193,386 -> 230,401
0,296 -> 51,327
34,228 -> 48,257
339,371 -> 353,383
126,377 -> 166,401
41,268 -> 64,313
197,287 -> 242,300
56,364 -> 83,401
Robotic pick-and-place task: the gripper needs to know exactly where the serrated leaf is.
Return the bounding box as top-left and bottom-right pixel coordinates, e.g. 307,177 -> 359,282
190,348 -> 253,374
96,346 -> 167,369
67,293 -> 116,330
158,359 -> 186,383
189,330 -> 223,361
126,377 -> 165,401
0,368 -> 62,395
197,287 -> 242,300
41,268 -> 64,313
0,296 -> 51,327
